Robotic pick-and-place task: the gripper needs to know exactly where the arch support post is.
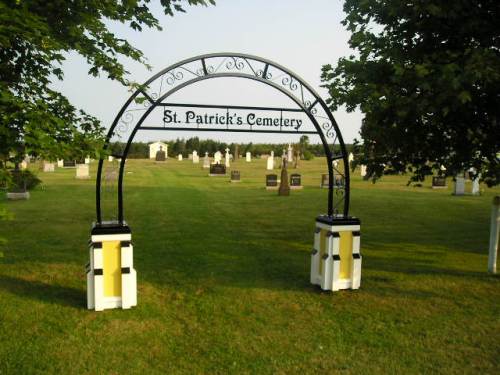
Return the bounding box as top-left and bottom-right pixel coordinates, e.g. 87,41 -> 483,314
86,221 -> 137,311
310,215 -> 361,291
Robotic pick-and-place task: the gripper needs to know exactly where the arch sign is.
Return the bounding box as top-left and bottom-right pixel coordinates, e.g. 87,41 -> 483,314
86,53 -> 361,311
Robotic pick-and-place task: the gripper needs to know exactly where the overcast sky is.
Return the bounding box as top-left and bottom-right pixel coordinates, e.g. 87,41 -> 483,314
52,0 -> 362,144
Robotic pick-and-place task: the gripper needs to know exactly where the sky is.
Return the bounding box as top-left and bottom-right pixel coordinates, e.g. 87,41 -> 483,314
53,0 -> 362,145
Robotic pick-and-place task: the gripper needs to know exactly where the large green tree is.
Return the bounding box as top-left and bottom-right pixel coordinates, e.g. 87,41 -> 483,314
0,0 -> 213,168
322,0 -> 500,186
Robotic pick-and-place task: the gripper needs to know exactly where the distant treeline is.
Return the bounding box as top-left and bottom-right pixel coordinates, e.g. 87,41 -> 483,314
110,137 -> 352,159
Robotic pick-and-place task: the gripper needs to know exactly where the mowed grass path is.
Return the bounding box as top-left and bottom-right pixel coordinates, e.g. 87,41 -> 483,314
0,158 -> 499,374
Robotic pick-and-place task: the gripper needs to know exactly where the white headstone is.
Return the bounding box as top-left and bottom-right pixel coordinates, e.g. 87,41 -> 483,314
360,165 -> 367,177
287,144 -> 293,162
333,160 -> 339,168
246,152 -> 251,162
149,142 -> 168,159
108,156 -> 114,162
192,150 -> 199,164
178,154 -> 183,161
214,151 -> 222,164
20,161 -> 28,170
472,174 -> 481,195
43,162 -> 55,172
454,175 -> 465,195
85,156 -> 90,164
57,159 -> 64,168
267,155 -> 274,170
76,164 -> 90,179
348,152 -> 354,164
203,152 -> 210,168
225,148 -> 230,167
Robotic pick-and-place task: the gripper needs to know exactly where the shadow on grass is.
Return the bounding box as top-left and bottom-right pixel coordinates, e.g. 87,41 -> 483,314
364,253 -> 486,279
0,275 -> 85,309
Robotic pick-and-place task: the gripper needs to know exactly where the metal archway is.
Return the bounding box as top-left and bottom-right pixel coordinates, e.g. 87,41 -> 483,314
95,53 -> 350,225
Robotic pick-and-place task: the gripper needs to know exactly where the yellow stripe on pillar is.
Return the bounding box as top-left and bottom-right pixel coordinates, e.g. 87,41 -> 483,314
339,231 -> 353,280
103,240 -> 122,297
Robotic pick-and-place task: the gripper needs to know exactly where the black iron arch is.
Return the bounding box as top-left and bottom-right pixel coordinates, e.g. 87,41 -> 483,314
96,53 -> 350,224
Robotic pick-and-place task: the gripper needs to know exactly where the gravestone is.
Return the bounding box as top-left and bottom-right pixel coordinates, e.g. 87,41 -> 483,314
320,174 -> 329,189
231,170 -> 241,183
267,151 -> 274,170
348,152 -> 354,165
209,163 -> 226,176
7,170 -> 30,200
278,158 -> 290,196
266,174 -> 278,190
294,150 -> 300,168
360,165 -> 367,177
334,175 -> 345,188
214,151 -> 222,164
432,176 -> 447,189
63,160 -> 76,168
234,145 -> 239,161
454,175 -> 465,195
178,154 -> 183,161
246,152 -> 251,162
43,162 -> 55,172
287,144 -> 293,162
20,160 -> 28,170
57,159 -> 64,168
290,173 -> 303,190
155,146 -> 166,162
85,156 -> 90,164
108,156 -> 114,162
472,175 -> 481,195
225,148 -> 230,168
76,164 -> 90,179
192,150 -> 199,164
203,152 -> 210,168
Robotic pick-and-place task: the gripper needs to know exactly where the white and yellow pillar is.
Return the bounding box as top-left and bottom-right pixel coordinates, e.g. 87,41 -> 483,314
310,216 -> 361,291
87,223 -> 137,311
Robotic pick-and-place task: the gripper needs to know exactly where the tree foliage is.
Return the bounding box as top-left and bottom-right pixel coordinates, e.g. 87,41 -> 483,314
322,0 -> 500,186
0,0 -> 214,167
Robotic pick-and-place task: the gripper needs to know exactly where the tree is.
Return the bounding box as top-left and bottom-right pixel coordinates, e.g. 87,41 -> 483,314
321,0 -> 500,186
0,0 -> 214,169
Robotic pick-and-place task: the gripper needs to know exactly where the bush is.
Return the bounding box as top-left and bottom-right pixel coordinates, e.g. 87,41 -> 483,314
7,170 -> 41,192
302,150 -> 314,160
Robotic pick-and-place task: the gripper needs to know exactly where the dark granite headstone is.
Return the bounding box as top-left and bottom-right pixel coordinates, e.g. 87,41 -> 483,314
290,173 -> 303,189
63,160 -> 76,168
209,163 -> 226,176
432,176 -> 447,189
155,146 -> 166,162
231,170 -> 240,182
266,174 -> 278,190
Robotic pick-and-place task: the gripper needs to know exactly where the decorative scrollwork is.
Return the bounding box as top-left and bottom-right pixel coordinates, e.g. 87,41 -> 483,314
256,69 -> 272,79
304,100 -> 318,115
195,65 -> 215,76
322,121 -> 335,138
116,110 -> 134,136
282,75 -> 298,91
165,70 -> 184,85
225,57 -> 245,71
143,92 -> 158,108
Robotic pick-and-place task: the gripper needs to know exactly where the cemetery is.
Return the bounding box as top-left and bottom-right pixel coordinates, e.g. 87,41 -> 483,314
1,156 -> 499,373
1,2 -> 499,374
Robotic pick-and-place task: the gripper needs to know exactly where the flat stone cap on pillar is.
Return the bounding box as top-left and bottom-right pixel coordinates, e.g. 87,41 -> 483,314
91,221 -> 131,235
316,215 -> 361,226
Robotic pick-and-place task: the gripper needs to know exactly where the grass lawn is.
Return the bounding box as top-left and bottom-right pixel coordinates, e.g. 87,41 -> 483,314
0,158 -> 499,374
